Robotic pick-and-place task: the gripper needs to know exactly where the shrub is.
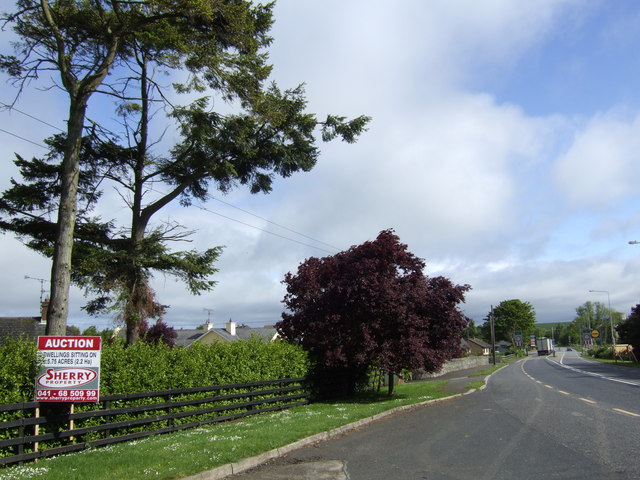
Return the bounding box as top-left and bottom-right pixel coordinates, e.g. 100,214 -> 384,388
0,337 -> 40,404
584,346 -> 614,359
0,337 -> 309,401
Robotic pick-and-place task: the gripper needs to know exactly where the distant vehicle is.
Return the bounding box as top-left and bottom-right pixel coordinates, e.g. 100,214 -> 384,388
566,347 -> 572,351
537,337 -> 554,356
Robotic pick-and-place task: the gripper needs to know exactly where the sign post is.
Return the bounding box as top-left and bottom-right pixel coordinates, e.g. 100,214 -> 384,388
514,331 -> 523,347
35,336 -> 101,402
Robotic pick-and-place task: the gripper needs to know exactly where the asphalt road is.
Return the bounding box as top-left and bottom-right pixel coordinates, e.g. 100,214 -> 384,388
230,353 -> 640,480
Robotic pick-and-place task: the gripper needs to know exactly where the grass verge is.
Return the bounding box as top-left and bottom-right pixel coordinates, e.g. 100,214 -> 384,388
2,380 -> 454,480
585,357 -> 640,368
464,380 -> 485,390
468,358 -> 518,378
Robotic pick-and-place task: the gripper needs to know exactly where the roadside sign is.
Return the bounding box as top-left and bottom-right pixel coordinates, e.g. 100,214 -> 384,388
591,329 -> 600,339
582,333 -> 591,344
35,336 -> 101,402
514,334 -> 523,347
530,335 -> 536,347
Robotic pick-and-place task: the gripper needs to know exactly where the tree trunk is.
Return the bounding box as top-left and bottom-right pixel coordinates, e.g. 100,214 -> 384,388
125,311 -> 141,345
46,98 -> 88,335
124,57 -> 149,346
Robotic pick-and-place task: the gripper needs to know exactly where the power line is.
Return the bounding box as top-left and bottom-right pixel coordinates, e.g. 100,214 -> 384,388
0,105 -> 342,255
144,187 -> 340,255
0,127 -> 48,149
206,193 -> 341,251
0,102 -> 64,132
194,201 -> 338,254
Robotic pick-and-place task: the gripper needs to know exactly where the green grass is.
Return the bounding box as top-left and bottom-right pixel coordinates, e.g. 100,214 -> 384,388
587,357 -> 640,368
464,380 -> 485,390
468,358 -> 517,378
1,380 -> 454,480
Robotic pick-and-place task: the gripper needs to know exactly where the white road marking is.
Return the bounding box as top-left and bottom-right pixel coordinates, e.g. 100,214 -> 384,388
612,408 -> 640,418
545,356 -> 640,388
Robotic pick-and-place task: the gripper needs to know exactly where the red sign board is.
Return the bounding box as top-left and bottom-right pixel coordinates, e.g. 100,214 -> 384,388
35,336 -> 101,402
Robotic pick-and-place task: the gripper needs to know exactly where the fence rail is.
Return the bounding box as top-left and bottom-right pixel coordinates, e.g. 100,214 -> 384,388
0,377 -> 309,467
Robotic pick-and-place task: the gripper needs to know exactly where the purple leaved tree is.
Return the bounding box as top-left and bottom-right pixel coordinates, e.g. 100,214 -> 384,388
277,229 -> 470,397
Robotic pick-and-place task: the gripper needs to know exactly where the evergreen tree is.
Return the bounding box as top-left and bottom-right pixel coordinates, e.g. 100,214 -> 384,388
1,1 -> 370,341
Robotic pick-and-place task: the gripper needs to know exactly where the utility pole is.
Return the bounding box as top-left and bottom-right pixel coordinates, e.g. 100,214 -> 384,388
589,290 -> 614,347
490,305 -> 497,366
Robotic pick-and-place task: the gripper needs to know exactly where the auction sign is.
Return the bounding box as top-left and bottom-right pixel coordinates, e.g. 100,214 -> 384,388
35,336 -> 101,402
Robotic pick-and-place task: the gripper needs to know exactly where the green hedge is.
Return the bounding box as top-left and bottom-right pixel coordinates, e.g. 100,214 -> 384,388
100,337 -> 309,393
1,337 -> 310,459
0,337 -> 40,405
0,336 -> 309,402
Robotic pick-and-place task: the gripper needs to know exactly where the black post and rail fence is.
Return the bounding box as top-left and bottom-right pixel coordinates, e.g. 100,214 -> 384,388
0,377 -> 309,467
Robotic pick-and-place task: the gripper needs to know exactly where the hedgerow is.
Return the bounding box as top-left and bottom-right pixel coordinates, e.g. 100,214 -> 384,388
0,337 -> 41,405
0,336 -> 310,460
0,336 -> 309,401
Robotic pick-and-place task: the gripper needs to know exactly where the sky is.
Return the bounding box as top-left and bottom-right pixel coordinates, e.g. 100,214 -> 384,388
1,0 -> 640,331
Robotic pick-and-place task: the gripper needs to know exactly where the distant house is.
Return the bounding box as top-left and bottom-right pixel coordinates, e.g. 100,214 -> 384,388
0,316 -> 46,344
463,337 -> 492,356
0,300 -> 80,344
0,300 -> 47,344
496,340 -> 512,354
174,321 -> 278,347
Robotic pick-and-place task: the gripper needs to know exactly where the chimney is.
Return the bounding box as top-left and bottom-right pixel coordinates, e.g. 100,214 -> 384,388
225,320 -> 236,336
40,298 -> 50,324
205,321 -> 213,331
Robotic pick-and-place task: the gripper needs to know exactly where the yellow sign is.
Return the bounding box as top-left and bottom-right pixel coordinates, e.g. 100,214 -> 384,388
591,329 -> 600,338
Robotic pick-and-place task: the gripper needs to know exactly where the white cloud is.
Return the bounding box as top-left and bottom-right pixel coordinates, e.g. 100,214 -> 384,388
2,0 -> 640,331
554,112 -> 640,207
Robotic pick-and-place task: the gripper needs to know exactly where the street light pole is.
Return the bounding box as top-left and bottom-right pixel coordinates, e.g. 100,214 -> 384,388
588,290 -> 615,346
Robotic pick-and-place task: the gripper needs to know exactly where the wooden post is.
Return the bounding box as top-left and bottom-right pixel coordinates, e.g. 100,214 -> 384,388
34,407 -> 40,459
69,404 -> 75,442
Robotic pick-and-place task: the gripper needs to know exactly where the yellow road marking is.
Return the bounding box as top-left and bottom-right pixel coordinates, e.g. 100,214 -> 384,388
544,384 -> 553,389
558,390 -> 570,395
579,397 -> 596,404
613,408 -> 640,417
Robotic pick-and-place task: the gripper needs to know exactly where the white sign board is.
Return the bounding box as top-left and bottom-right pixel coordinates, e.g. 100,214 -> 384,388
35,336 -> 101,402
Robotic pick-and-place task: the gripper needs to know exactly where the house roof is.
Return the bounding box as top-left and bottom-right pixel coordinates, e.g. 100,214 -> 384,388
467,337 -> 492,348
173,326 -> 278,347
174,329 -> 209,347
0,317 -> 46,344
212,326 -> 277,343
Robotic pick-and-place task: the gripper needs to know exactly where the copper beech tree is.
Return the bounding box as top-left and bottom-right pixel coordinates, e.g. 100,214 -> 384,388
277,229 -> 471,397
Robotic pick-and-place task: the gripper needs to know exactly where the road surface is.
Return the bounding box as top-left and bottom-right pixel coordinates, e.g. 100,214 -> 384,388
230,351 -> 640,479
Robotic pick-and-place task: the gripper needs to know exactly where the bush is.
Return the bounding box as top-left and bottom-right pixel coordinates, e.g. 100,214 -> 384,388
0,337 -> 309,401
0,337 -> 40,404
0,337 -> 310,459
584,346 -> 614,359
